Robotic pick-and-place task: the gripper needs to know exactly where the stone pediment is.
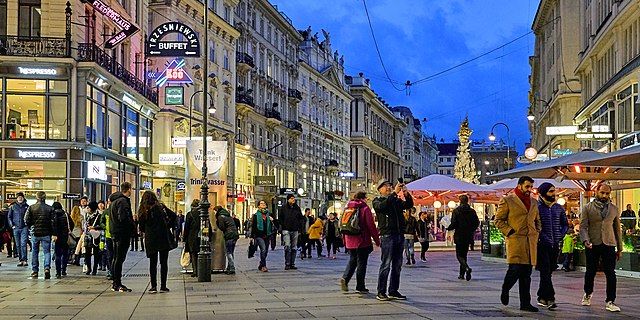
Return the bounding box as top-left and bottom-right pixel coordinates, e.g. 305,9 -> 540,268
320,65 -> 343,89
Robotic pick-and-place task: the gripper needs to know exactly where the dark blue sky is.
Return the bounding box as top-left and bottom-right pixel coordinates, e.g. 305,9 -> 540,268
273,0 -> 541,154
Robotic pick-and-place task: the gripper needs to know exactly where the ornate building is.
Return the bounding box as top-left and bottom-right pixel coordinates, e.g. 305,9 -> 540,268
233,0 -> 302,221
529,0 -> 582,157
348,73 -> 405,194
392,106 -> 429,182
296,26 -> 352,215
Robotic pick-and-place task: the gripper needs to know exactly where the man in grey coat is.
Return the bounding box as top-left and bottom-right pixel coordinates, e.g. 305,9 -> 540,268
580,183 -> 622,312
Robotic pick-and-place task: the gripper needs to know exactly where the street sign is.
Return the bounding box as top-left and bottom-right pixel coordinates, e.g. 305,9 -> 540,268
6,193 -> 17,200
176,180 -> 186,191
159,153 -> 184,165
524,147 -> 538,160
338,171 -> 356,178
481,221 -> 491,254
165,86 -> 184,105
146,22 -> 201,57
546,126 -> 578,136
280,188 -> 296,195
63,193 -> 82,200
83,0 -> 139,49
237,193 -> 246,202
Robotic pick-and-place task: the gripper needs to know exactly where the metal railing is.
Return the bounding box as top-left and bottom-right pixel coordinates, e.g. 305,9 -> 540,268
236,93 -> 255,108
236,52 -> 255,68
265,109 -> 282,121
77,43 -> 158,105
0,36 -> 70,57
288,88 -> 302,100
286,120 -> 303,132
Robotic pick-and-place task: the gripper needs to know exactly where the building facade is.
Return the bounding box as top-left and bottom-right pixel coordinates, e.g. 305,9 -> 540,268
529,0 -> 582,157
149,0 -> 240,214
422,135 -> 439,177
297,26 -> 351,216
348,73 -> 404,194
233,0 -> 302,222
391,106 -> 431,181
0,0 -> 159,211
436,141 -> 458,177
437,139 -> 515,184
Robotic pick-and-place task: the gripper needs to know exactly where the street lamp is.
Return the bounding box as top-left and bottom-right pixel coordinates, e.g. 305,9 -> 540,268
188,90 -> 216,140
235,132 -> 252,150
527,109 -> 535,121
489,122 -> 511,170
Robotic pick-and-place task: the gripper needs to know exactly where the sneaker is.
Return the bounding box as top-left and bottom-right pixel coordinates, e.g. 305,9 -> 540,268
30,272 -> 38,279
355,288 -> 370,294
149,287 -> 158,294
457,275 -> 464,280
376,293 -> 390,301
537,298 -> 549,308
61,271 -> 67,276
17,262 -> 23,267
91,271 -> 97,276
605,301 -> 620,312
118,285 -> 132,292
23,262 -> 27,267
520,304 -> 539,312
261,267 -> 268,272
388,292 -> 407,300
55,274 -> 61,279
581,293 -> 592,306
411,256 -> 416,264
547,300 -> 558,310
44,269 -> 50,280
289,266 -> 298,270
420,258 -> 427,262
284,265 -> 290,270
160,287 -> 170,292
465,268 -> 472,281
331,255 -> 337,259
340,278 -> 348,292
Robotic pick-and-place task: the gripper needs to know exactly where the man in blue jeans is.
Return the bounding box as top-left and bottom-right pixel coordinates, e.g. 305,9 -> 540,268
24,191 -> 55,279
280,194 -> 303,270
373,179 -> 413,301
8,192 -> 29,267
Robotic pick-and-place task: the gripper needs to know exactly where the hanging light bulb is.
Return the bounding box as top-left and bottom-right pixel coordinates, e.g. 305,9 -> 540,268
433,200 -> 442,209
447,200 -> 456,208
557,197 -> 566,206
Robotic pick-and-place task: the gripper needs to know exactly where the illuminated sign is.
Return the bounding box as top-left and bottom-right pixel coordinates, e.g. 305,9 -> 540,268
619,131 -> 640,149
18,150 -> 56,159
165,86 -> 184,105
553,149 -> 574,156
546,126 -> 578,136
156,59 -> 193,87
83,0 -> 139,49
18,67 -> 57,75
524,147 -> 538,160
575,133 -> 613,140
122,94 -> 142,110
87,161 -> 107,181
159,153 -> 184,165
338,171 -> 356,178
142,181 -> 152,189
171,137 -> 213,148
146,22 -> 201,57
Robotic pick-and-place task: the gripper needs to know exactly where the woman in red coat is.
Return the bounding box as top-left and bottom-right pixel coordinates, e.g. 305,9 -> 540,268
340,192 -> 380,293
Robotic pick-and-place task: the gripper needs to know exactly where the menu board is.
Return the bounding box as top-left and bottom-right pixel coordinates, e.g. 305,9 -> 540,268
481,220 -> 491,254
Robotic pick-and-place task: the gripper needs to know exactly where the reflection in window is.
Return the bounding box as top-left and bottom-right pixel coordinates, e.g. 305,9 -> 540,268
108,111 -> 120,152
93,105 -> 105,145
48,96 -> 67,139
18,0 -> 40,37
6,94 -> 45,139
126,108 -> 137,159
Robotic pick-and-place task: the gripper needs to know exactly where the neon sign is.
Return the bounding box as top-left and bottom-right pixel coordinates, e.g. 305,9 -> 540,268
155,59 -> 193,87
83,0 -> 139,49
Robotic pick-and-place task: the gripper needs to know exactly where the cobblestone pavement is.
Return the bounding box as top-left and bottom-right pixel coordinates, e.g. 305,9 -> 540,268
0,239 -> 638,319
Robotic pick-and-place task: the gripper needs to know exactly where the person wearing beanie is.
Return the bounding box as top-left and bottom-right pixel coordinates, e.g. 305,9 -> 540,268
535,182 -> 568,310
8,191 -> 29,266
373,178 -> 413,301
214,206 -> 239,274
279,194 -> 303,270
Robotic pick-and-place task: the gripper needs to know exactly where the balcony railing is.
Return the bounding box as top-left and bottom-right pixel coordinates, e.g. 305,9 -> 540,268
236,52 -> 255,68
265,109 -> 282,121
288,88 -> 302,102
77,43 -> 158,105
325,159 -> 339,167
286,120 -> 303,132
236,93 -> 255,108
0,36 -> 70,58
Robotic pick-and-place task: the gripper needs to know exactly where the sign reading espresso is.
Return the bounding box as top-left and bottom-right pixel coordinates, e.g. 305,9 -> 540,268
18,150 -> 56,159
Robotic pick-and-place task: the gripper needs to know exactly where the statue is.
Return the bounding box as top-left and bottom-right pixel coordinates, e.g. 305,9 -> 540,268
313,32 -> 319,42
305,25 -> 312,39
339,55 -> 344,66
453,115 -> 479,184
334,50 -> 339,62
322,28 -> 331,48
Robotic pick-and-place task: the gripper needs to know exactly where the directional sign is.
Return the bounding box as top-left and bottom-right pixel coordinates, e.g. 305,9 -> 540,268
147,22 -> 201,57
155,59 -> 193,87
83,0 -> 139,49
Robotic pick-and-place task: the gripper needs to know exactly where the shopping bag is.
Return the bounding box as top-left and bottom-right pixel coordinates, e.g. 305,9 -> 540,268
180,248 -> 191,268
248,239 -> 257,258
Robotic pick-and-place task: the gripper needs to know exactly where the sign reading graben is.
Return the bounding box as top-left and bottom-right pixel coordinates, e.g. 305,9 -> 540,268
147,22 -> 201,57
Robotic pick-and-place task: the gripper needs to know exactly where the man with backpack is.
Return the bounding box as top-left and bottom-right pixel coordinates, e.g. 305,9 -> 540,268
373,179 -> 413,301
279,195 -> 303,270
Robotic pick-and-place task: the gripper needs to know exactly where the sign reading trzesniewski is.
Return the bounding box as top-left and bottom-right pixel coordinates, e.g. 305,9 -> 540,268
146,22 -> 201,57
83,0 -> 139,49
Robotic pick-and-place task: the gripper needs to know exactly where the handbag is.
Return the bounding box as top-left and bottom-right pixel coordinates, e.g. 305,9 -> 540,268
65,213 -> 77,247
88,215 -> 101,239
164,207 -> 178,250
248,239 -> 257,258
180,247 -> 191,267
428,233 -> 435,242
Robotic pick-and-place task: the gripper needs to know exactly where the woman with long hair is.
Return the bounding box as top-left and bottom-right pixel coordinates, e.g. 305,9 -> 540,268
138,191 -> 176,293
417,211 -> 432,262
250,200 -> 273,272
70,206 -> 83,265
183,199 -> 201,277
83,201 -> 103,275
404,208 -> 418,265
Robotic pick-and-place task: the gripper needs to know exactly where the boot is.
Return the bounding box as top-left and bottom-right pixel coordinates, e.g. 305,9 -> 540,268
406,258 -> 411,265
411,255 -> 416,265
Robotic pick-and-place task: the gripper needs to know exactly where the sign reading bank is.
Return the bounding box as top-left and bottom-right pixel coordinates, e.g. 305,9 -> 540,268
146,22 -> 201,57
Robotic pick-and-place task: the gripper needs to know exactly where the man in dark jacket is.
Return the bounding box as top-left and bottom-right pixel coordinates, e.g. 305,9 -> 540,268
109,182 -> 134,292
24,191 -> 54,279
447,195 -> 480,281
215,206 -> 239,274
373,179 -> 413,301
300,208 -> 314,259
535,182 -> 568,310
8,192 -> 29,266
280,194 -> 303,270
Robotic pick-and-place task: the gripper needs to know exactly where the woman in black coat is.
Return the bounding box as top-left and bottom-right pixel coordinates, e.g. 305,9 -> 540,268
138,191 -> 176,293
183,199 -> 201,277
52,202 -> 73,278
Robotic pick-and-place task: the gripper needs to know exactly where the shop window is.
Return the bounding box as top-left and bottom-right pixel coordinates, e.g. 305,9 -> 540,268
126,119 -> 137,160
49,96 -> 67,139
108,111 -> 120,152
6,160 -> 66,178
49,80 -> 67,94
18,0 -> 40,37
6,79 -> 45,92
6,94 -> 45,139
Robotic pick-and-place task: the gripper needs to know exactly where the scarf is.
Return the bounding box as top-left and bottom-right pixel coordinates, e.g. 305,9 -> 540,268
592,198 -> 610,219
256,209 -> 271,233
514,187 -> 531,209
